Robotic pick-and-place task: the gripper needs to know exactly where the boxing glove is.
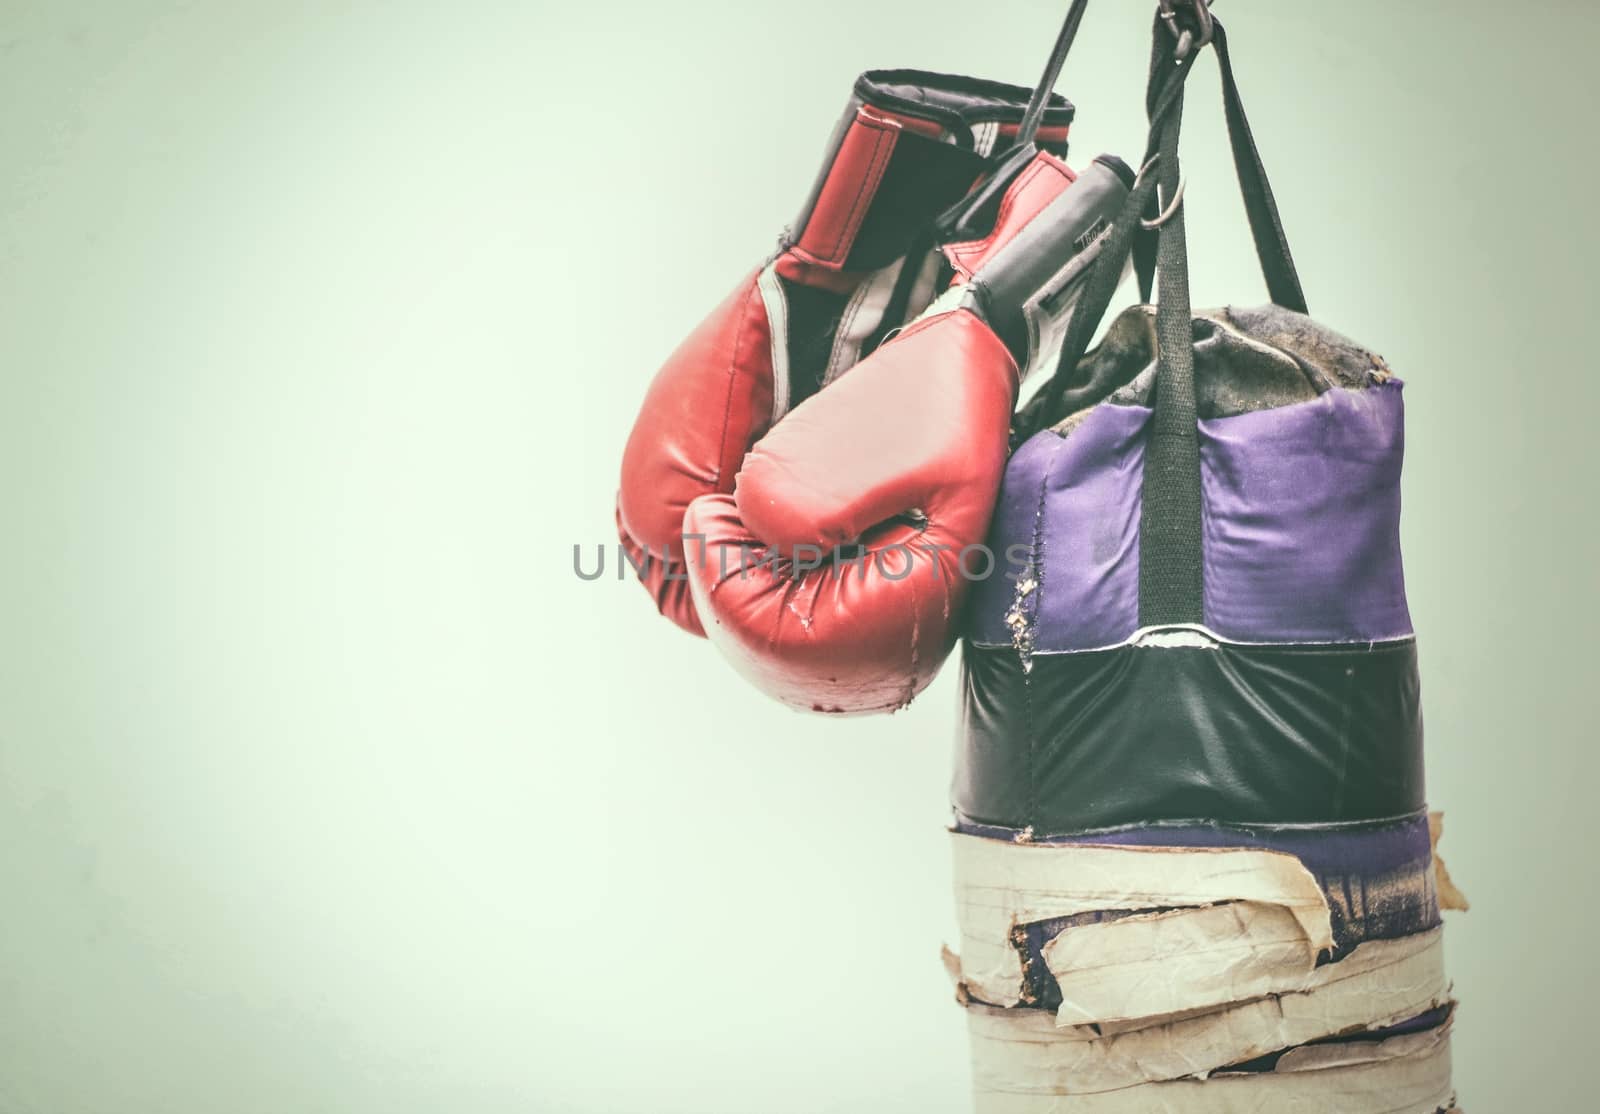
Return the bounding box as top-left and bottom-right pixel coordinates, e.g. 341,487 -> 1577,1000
616,71 -> 1074,636
683,153 -> 1134,713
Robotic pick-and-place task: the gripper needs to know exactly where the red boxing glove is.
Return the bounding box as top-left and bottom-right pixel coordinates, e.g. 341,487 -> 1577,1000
616,71 -> 1073,635
684,154 -> 1134,713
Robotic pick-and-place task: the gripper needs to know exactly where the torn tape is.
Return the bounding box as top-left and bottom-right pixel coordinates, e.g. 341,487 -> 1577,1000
1428,812 -> 1470,913
968,928 -> 1448,1094
1045,900 -> 1323,1025
970,1010 -> 1454,1113
951,832 -> 1334,1008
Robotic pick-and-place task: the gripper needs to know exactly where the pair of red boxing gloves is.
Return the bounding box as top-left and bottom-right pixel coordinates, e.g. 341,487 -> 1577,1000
616,70 -> 1130,714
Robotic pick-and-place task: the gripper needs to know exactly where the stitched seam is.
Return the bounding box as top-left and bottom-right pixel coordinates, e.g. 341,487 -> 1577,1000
992,166 -> 1079,258
836,122 -> 896,259
891,304 -> 974,347
758,267 -> 791,424
902,554 -> 922,710
949,159 -> 1077,278
824,117 -> 897,263
826,268 -> 879,383
947,160 -> 1047,275
712,281 -> 764,490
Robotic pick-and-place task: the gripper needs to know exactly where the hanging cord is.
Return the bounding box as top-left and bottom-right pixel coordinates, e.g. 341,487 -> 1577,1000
936,0 -> 1091,241
1018,6 -> 1307,442
1013,7 -> 1309,626
1017,0 -> 1092,150
1015,33 -> 1199,441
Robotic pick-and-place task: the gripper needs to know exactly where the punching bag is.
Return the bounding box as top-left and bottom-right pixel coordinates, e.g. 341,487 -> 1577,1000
944,11 -> 1465,1112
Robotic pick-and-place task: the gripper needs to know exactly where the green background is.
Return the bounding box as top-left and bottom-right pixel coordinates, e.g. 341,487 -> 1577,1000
0,1 -> 1591,1110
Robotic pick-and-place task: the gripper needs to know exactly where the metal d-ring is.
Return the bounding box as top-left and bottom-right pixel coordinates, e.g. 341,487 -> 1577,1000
1189,0 -> 1215,51
1144,175 -> 1187,229
1132,155 -> 1187,230
1157,0 -> 1214,63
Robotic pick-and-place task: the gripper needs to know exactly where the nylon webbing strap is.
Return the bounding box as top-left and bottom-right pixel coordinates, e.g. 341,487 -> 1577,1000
1134,20 -> 1177,304
1134,22 -> 1305,312
1027,33 -> 1197,430
935,0 -> 1093,243
1212,22 -> 1307,314
1023,12 -> 1306,626
1139,91 -> 1204,625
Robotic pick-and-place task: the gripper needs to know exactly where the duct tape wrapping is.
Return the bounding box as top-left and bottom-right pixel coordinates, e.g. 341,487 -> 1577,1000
946,831 -> 1461,1110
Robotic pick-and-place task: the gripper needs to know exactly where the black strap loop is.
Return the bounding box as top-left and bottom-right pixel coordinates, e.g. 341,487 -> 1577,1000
1017,0 -> 1092,150
1212,21 -> 1306,314
1015,12 -> 1306,625
1017,30 -> 1195,435
937,0 -> 1090,241
1135,19 -> 1304,310
1140,72 -> 1203,625
1022,13 -> 1305,439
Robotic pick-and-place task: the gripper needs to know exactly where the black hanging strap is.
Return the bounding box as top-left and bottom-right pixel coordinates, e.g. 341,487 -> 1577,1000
1017,0 -> 1092,149
1021,33 -> 1198,433
1024,12 -> 1306,440
1139,78 -> 1203,626
937,0 -> 1091,241
1134,20 -> 1305,311
1211,21 -> 1307,314
1134,19 -> 1178,304
1017,10 -> 1306,627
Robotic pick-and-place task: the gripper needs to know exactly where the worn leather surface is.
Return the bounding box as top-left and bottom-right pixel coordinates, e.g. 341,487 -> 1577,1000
684,311 -> 1018,713
945,155 -> 1078,283
956,637 -> 1425,832
682,152 -> 1135,714
618,72 -> 1060,637
963,157 -> 1131,366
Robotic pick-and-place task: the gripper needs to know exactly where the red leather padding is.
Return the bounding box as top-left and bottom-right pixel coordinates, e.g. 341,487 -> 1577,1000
944,153 -> 1077,283
997,121 -> 1072,146
791,108 -> 900,268
684,310 -> 1019,714
616,507 -> 703,637
866,105 -> 946,140
616,268 -> 775,635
